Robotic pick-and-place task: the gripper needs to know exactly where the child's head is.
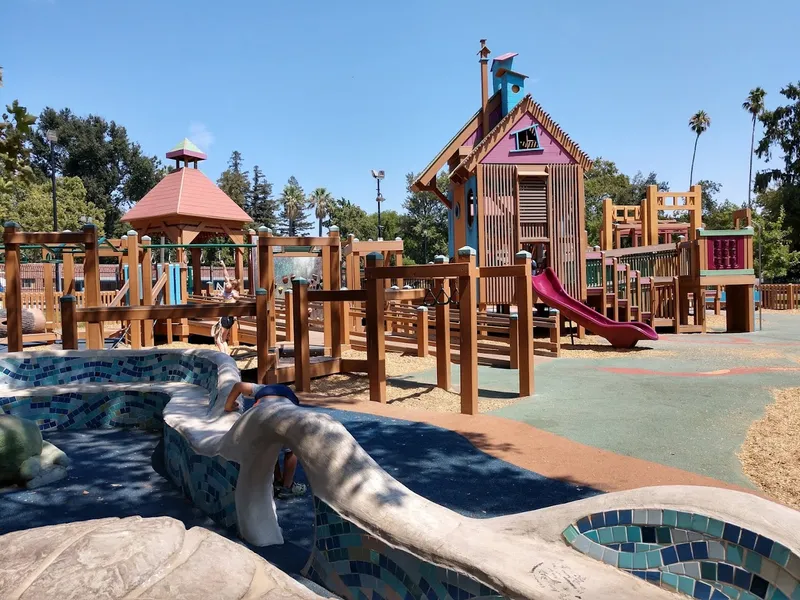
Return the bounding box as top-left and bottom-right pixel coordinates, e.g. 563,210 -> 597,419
225,279 -> 240,292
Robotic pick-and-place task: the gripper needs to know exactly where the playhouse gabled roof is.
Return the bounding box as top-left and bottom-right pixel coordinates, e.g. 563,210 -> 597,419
450,94 -> 593,182
122,167 -> 253,224
411,91 -> 502,193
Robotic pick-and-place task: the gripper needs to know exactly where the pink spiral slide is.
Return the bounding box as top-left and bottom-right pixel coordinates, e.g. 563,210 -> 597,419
531,268 -> 658,348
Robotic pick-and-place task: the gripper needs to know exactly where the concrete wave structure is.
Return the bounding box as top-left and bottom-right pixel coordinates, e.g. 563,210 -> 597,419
1,349 -> 798,599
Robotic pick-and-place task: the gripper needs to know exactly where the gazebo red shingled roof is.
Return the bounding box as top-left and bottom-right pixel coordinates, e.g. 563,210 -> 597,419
122,139 -> 253,246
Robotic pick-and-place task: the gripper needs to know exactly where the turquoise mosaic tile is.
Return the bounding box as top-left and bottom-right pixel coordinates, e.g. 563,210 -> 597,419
305,497 -> 507,599
564,510 -> 800,600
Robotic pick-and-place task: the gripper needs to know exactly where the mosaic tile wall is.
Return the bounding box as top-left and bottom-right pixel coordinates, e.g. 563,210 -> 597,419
563,509 -> 800,600
0,390 -> 169,430
304,497 -> 507,600
0,354 -> 220,410
163,423 -> 240,529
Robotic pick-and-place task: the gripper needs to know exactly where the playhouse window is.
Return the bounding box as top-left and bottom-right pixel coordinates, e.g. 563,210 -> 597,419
512,125 -> 543,153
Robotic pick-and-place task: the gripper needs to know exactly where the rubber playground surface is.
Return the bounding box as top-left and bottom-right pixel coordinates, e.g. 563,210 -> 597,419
399,310 -> 800,488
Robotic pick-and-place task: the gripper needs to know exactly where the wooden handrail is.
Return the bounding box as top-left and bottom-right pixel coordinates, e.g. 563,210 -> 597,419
152,271 -> 168,302
76,302 -> 257,323
109,280 -> 130,307
307,289 -> 368,303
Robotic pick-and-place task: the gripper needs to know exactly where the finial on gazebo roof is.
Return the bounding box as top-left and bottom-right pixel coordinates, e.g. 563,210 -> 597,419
166,138 -> 207,169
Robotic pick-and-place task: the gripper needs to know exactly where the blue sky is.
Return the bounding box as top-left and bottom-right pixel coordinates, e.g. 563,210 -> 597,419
3,0 -> 799,216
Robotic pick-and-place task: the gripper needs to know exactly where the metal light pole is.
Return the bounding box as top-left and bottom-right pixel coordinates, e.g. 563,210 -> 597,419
371,170 -> 385,240
46,130 -> 58,231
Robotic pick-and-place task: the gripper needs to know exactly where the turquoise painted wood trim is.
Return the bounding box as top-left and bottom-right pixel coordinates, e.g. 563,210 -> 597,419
697,229 -> 754,237
699,269 -> 754,276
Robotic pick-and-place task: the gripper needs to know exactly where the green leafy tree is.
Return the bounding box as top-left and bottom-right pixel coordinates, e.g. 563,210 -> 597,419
247,165 -> 277,230
2,177 -> 105,235
743,88 -> 767,209
216,150 -> 250,208
689,110 -> 711,186
307,187 -> 334,236
278,176 -> 312,236
0,100 -> 37,192
325,197 -> 370,240
402,172 -> 449,264
30,108 -> 163,235
753,207 -> 800,281
365,209 -> 402,242
755,83 -> 800,257
696,180 -> 738,230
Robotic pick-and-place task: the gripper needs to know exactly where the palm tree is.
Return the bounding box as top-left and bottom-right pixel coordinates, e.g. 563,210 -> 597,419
280,181 -> 305,235
742,88 -> 767,209
688,110 -> 711,187
307,187 -> 334,236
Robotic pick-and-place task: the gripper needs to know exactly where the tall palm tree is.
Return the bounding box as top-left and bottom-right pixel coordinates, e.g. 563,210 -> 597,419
742,88 -> 767,209
308,187 -> 334,236
688,110 -> 711,187
280,182 -> 305,236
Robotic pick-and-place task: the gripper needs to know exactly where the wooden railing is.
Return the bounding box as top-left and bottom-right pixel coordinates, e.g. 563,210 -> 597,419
760,284 -> 799,310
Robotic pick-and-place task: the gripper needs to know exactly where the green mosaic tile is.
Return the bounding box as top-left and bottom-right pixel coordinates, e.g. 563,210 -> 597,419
585,530 -> 600,543
598,528 -> 614,545
700,561 -> 717,581
771,543 -> 791,567
661,571 -> 679,590
618,552 -> 634,570
633,552 -> 648,569
612,526 -> 627,543
656,527 -> 672,544
722,584 -> 740,599
646,550 -> 662,568
691,514 -> 709,534
627,527 -> 642,543
678,575 -> 695,595
677,512 -> 694,530
707,518 -> 725,538
563,526 -> 578,544
745,550 -> 762,574
727,544 -> 744,566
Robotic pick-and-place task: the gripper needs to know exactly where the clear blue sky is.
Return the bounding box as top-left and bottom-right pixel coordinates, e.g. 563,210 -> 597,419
3,0 -> 799,216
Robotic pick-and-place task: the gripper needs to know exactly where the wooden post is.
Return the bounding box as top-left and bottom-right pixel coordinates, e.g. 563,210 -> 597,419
293,277 -> 311,393
126,231 -> 142,349
456,247 -> 478,415
191,247 -> 202,296
514,250 -> 534,397
689,185 -> 703,241
714,285 -> 722,315
60,295 -> 78,349
612,258 -> 619,321
177,236 -> 189,342
322,244 -> 332,354
433,255 -> 451,391
551,309 -> 561,358
164,263 -> 174,344
246,230 -> 256,294
258,228 -> 277,350
234,244 -> 244,291
141,236 -> 154,346
42,252 -> 55,329
509,313 -> 519,369
416,306 -> 429,358
340,287 -> 350,348
83,224 -> 103,349
283,289 -> 294,342
395,237 -> 404,288
256,288 -> 269,384
329,227 -> 342,358
3,222 -> 23,352
601,197 -> 614,250
365,252 -> 386,403
673,276 -> 681,334
63,250 -> 75,296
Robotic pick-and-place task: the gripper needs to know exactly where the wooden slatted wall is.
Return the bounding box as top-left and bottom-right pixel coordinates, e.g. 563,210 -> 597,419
548,164 -> 584,300
483,164 -> 517,305
518,177 -> 547,222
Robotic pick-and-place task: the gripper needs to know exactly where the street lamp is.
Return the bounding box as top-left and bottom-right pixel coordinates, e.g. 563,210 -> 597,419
371,170 -> 385,241
46,130 -> 58,231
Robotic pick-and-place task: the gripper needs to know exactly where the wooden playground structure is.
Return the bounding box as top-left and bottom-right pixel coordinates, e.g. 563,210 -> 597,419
1,223 -> 537,415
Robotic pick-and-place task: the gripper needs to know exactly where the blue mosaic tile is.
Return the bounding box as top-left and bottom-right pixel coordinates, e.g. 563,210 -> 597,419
563,509 -> 799,600
305,497 -> 506,599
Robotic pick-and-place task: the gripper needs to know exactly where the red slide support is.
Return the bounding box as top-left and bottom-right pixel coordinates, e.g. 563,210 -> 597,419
531,268 -> 658,348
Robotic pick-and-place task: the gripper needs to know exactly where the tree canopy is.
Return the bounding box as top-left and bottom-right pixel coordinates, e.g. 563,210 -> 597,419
247,165 -> 278,231
400,172 -> 449,264
278,176 -> 313,236
217,151 -> 250,208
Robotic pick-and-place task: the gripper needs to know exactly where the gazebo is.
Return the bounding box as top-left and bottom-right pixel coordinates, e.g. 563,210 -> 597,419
122,139 -> 254,292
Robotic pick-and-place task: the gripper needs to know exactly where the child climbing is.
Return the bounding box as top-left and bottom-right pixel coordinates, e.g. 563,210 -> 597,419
212,260 -> 240,355
223,383 -> 308,499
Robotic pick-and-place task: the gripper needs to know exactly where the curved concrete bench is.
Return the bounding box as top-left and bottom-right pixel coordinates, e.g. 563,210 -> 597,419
2,349 -> 799,600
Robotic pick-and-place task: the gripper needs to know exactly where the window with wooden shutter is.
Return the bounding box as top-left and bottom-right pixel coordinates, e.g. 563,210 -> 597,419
518,176 -> 547,224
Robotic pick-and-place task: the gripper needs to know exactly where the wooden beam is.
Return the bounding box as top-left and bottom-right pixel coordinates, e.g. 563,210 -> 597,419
127,231 -> 142,349
3,223 -> 23,352
514,251 -> 534,397
457,248 -> 478,415
256,288 -> 269,384
60,295 -> 78,350
293,278 -> 311,392
365,253 -> 386,403
434,257 -> 451,392
76,302 -> 256,322
141,236 -> 154,346
365,263 -> 470,281
83,224 -> 104,349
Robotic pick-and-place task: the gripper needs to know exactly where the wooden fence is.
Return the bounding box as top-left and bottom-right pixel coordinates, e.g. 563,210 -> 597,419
760,284 -> 800,310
